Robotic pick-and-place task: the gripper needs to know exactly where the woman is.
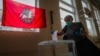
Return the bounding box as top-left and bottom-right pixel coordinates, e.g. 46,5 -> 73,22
57,15 -> 100,56
57,15 -> 87,41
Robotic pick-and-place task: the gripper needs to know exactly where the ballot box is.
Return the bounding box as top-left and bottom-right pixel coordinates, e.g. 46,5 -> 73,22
38,40 -> 76,56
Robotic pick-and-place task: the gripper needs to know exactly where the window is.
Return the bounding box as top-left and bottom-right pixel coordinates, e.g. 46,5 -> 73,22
86,19 -> 93,33
82,0 -> 92,34
62,0 -> 72,5
81,0 -> 96,35
94,7 -> 100,33
0,0 -> 40,32
59,0 -> 76,28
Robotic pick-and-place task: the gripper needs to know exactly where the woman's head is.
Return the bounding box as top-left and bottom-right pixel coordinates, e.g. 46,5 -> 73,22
64,15 -> 73,22
64,15 -> 73,26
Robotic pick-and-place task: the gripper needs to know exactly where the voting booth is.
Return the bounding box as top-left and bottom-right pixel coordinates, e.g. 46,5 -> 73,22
38,40 -> 77,56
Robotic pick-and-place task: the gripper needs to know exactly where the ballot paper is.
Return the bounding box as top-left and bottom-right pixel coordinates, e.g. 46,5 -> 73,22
51,30 -> 58,40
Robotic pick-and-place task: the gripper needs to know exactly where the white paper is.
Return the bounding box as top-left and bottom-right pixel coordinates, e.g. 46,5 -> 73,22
51,30 -> 58,41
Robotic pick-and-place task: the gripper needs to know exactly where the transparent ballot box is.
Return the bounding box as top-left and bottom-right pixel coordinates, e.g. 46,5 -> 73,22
38,40 -> 76,56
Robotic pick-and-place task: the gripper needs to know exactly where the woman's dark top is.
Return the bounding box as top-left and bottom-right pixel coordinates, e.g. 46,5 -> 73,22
62,22 -> 85,42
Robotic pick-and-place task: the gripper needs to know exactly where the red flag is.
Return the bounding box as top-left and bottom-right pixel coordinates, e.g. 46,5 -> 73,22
2,0 -> 46,28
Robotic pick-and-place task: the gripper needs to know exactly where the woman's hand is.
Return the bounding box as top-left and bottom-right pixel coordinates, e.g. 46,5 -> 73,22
82,30 -> 88,36
57,31 -> 64,36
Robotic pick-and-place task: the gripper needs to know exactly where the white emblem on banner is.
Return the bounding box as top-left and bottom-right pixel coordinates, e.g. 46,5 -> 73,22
20,9 -> 34,23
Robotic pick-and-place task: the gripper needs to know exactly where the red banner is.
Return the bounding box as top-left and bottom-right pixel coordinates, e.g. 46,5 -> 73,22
2,0 -> 46,28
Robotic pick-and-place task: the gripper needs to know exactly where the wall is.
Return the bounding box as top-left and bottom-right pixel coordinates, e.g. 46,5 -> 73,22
0,30 -> 52,56
40,0 -> 61,31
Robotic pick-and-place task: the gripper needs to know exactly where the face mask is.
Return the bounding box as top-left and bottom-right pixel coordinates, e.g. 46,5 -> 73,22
66,22 -> 72,27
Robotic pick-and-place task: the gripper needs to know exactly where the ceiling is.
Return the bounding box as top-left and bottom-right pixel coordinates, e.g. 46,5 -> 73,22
89,0 -> 100,10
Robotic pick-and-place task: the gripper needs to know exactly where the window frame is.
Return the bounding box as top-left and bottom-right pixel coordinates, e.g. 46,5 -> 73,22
0,0 -> 40,32
59,0 -> 76,28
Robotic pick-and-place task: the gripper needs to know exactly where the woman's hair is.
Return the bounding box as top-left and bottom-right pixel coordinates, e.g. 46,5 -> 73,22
64,15 -> 73,19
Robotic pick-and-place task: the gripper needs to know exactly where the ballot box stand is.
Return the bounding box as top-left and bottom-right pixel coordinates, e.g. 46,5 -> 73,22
38,40 -> 77,56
